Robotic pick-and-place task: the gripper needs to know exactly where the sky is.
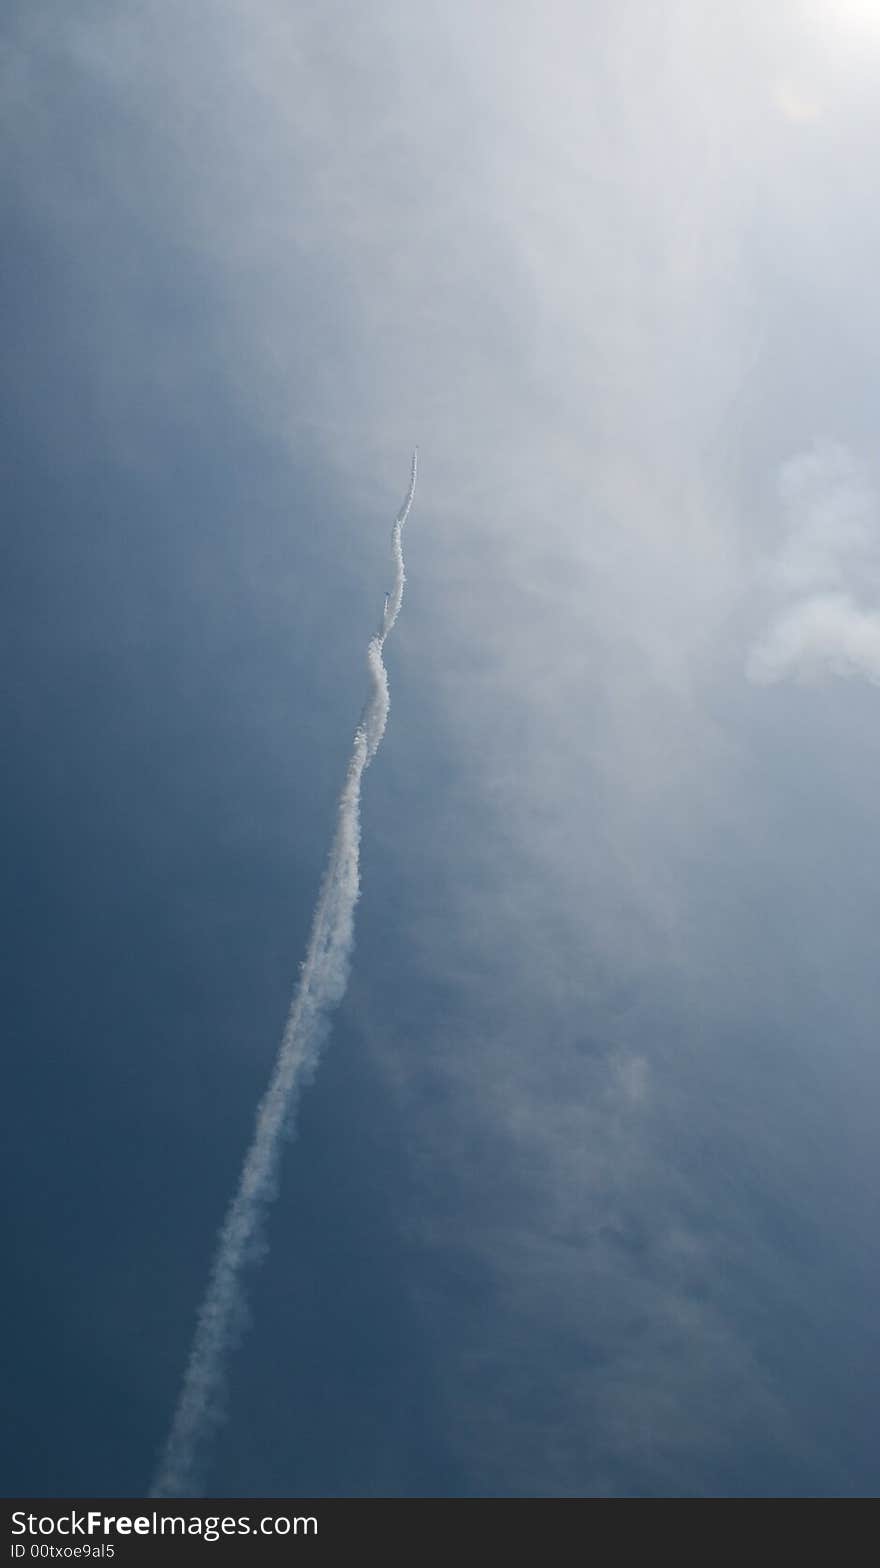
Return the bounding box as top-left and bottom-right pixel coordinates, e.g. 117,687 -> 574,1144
2,0 -> 879,1498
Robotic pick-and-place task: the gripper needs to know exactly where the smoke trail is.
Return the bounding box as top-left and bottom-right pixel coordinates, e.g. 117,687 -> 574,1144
151,451 -> 418,1498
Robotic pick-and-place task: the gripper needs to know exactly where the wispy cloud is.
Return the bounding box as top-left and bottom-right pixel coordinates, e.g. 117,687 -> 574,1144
748,443 -> 880,685
10,0 -> 880,1498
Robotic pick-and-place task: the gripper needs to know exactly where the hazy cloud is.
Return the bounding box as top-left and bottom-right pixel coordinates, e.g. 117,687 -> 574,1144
6,0 -> 880,1498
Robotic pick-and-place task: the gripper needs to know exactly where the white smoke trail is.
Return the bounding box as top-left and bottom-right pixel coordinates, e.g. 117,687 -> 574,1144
151,450 -> 418,1498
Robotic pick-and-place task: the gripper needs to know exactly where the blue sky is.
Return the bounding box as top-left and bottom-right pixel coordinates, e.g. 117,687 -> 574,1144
3,0 -> 879,1497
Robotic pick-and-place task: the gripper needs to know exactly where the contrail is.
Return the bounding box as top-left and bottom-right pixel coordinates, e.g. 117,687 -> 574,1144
151,450 -> 418,1498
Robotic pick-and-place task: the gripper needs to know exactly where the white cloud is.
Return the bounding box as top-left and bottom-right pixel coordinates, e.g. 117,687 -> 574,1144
748,443 -> 880,686
748,591 -> 880,685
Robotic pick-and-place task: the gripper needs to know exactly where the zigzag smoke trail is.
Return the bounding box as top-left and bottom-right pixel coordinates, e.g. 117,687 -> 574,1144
151,451 -> 418,1498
